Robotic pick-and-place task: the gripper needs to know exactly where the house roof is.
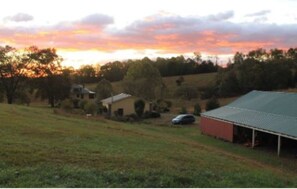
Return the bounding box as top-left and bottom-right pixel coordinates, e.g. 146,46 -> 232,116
101,93 -> 132,104
71,84 -> 95,94
202,90 -> 297,139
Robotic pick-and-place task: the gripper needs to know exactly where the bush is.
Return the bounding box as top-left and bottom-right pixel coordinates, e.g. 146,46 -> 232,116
72,99 -> 80,108
143,111 -> 161,119
174,85 -> 198,100
84,102 -> 97,115
180,107 -> 187,114
79,99 -> 88,110
134,99 -> 145,117
193,103 -> 201,116
61,99 -> 73,112
205,97 -> 220,111
153,99 -> 171,113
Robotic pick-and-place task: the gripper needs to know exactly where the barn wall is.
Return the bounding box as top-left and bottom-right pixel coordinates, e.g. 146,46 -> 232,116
200,116 -> 234,142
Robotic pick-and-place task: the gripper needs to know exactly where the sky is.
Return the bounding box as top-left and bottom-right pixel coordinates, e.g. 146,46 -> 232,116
1,0 -> 297,68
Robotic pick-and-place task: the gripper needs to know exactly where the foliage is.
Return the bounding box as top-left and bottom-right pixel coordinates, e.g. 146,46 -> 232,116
84,102 -> 97,115
95,79 -> 113,100
179,106 -> 187,114
79,99 -> 88,110
153,99 -> 171,113
216,47 -> 297,97
134,99 -> 145,117
28,46 -> 70,107
143,111 -> 161,119
123,59 -> 162,100
205,97 -> 220,111
193,103 -> 201,116
61,99 -> 73,112
74,65 -> 97,83
176,76 -> 185,86
174,85 -> 198,100
0,46 -> 30,104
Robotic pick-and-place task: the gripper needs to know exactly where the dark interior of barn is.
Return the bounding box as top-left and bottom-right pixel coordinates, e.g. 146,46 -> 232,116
233,125 -> 297,157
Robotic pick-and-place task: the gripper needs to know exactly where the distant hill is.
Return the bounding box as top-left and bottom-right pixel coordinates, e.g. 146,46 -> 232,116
87,72 -> 217,97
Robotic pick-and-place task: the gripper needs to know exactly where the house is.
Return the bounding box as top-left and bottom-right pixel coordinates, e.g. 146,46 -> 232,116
71,84 -> 96,100
201,90 -> 297,156
101,93 -> 150,116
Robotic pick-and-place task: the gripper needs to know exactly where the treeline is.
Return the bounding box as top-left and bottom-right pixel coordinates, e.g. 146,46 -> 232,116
212,48 -> 297,98
76,55 -> 219,83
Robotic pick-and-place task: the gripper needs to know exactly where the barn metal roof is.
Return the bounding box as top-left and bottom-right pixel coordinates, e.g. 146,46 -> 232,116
202,90 -> 297,139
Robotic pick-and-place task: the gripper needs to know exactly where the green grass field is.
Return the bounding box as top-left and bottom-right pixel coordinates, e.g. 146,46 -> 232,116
1,103 -> 297,187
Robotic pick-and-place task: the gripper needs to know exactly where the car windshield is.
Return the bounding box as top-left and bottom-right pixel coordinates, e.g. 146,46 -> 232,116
175,115 -> 187,119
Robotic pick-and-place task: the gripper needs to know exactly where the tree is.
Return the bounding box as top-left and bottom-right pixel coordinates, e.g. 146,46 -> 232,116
134,99 -> 145,117
193,103 -> 201,116
75,64 -> 97,83
233,52 -> 245,64
205,97 -> 220,111
0,46 -> 30,104
95,78 -> 113,100
28,46 -> 70,107
123,60 -> 162,100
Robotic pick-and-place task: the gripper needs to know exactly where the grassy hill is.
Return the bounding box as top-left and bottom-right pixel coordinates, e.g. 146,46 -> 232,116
1,103 -> 297,187
87,72 -> 217,96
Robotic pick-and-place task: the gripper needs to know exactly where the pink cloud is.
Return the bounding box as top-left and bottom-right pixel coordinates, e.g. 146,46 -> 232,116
0,12 -> 297,56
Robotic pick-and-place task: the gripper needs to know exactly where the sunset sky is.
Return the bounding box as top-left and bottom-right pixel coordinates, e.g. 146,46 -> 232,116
1,0 -> 297,68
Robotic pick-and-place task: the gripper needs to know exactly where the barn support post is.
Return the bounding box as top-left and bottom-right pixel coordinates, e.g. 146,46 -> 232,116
252,129 -> 255,148
277,135 -> 281,156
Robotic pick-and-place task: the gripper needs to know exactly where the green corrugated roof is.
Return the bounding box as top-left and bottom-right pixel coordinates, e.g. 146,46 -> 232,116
202,90 -> 297,139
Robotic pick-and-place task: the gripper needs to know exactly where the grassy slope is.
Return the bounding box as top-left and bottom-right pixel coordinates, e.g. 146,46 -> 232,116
1,104 -> 297,187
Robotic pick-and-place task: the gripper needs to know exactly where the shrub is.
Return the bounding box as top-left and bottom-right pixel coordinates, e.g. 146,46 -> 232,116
84,102 -> 97,115
72,99 -> 80,108
143,111 -> 161,119
79,99 -> 88,110
180,107 -> 187,114
193,103 -> 201,116
134,99 -> 145,117
205,97 -> 220,111
153,99 -> 171,113
61,99 -> 73,112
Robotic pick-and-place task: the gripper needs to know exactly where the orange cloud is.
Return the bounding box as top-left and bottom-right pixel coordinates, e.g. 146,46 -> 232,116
1,12 -> 297,60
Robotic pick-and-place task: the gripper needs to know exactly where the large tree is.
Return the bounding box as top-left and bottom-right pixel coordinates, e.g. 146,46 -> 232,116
0,46 -> 30,104
28,46 -> 70,107
95,78 -> 113,100
123,59 -> 162,100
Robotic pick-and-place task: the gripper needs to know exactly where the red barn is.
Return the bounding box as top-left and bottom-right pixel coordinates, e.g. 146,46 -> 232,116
200,90 -> 297,156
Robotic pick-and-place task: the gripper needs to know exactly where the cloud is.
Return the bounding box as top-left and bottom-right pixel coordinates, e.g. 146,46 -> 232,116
79,14 -> 114,26
206,11 -> 234,21
1,12 -> 297,56
245,10 -> 271,17
4,13 -> 34,22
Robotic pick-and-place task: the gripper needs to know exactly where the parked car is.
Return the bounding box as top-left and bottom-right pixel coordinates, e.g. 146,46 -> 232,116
171,114 -> 195,125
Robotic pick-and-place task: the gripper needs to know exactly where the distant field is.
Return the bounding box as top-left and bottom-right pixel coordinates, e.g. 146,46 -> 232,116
86,72 -> 217,95
1,103 -> 297,187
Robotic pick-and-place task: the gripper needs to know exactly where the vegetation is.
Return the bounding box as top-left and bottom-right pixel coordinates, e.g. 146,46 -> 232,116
205,97 -> 220,111
123,60 -> 162,100
95,79 -> 113,100
134,99 -> 145,117
216,48 -> 297,97
193,103 -> 201,116
1,104 -> 297,187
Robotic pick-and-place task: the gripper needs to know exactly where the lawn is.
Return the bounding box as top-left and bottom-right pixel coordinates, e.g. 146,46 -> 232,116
1,103 -> 297,187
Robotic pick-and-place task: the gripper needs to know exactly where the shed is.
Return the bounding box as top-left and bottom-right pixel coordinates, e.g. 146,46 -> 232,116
101,93 -> 150,116
201,90 -> 297,156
